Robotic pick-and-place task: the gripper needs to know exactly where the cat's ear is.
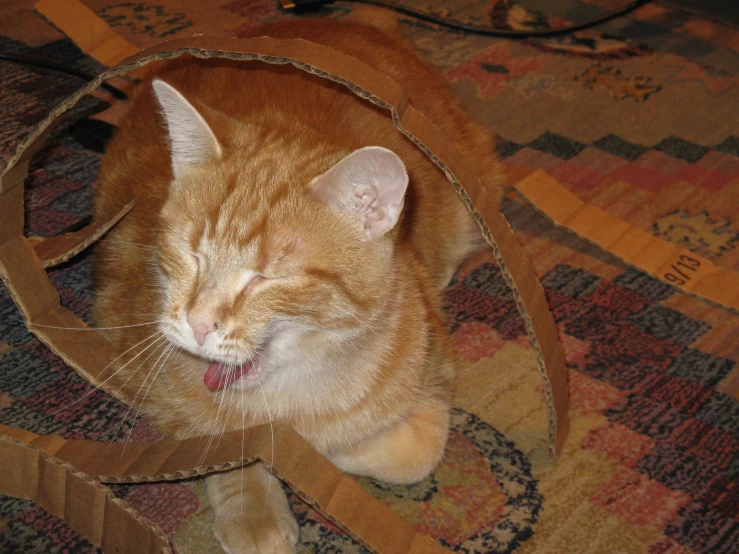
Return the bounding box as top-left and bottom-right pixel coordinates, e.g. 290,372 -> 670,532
152,79 -> 221,178
310,146 -> 409,241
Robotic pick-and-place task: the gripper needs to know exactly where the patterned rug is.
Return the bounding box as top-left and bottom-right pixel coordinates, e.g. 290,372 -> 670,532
1,1 -> 737,553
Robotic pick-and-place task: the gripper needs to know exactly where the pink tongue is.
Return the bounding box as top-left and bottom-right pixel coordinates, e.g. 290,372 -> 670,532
204,361 -> 252,390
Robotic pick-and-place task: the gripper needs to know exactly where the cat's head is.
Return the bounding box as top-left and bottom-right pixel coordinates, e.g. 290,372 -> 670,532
150,79 -> 409,391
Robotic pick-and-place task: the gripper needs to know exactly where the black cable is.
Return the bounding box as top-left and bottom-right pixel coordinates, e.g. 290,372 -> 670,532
0,1 -> 653,159
282,0 -> 652,38
0,53 -> 127,100
2,0 -> 653,99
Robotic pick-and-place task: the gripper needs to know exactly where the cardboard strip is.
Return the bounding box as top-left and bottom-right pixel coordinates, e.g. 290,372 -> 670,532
34,200 -> 135,268
34,0 -> 141,67
0,33 -> 569,459
0,433 -> 171,554
0,27 -> 570,554
509,168 -> 739,313
23,1 -> 568,454
33,0 -> 145,129
1,425 -> 449,554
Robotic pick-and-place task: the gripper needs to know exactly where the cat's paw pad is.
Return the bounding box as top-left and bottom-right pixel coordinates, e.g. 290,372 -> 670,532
214,512 -> 299,554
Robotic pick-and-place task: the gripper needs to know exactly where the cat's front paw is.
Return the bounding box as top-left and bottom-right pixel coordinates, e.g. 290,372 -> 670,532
214,510 -> 299,554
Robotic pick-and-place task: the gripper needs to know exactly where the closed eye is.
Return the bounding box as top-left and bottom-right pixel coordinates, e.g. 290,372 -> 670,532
191,252 -> 205,272
244,274 -> 265,294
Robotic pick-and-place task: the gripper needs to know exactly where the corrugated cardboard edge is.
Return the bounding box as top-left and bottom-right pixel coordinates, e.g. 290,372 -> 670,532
0,35 -> 569,456
0,423 -> 448,554
0,431 -> 172,554
0,34 -> 569,554
34,201 -> 136,268
508,167 -> 739,313
34,0 -> 739,313
34,0 -> 141,66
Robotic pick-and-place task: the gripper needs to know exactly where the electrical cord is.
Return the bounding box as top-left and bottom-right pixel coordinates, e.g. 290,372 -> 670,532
0,53 -> 128,100
2,1 -> 654,99
281,0 -> 652,38
0,0 -> 653,160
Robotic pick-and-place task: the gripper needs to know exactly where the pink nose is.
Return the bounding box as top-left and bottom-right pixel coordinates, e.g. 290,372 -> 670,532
187,312 -> 218,346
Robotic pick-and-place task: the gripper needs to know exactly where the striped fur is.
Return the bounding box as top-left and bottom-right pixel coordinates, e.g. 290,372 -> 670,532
94,16 -> 501,554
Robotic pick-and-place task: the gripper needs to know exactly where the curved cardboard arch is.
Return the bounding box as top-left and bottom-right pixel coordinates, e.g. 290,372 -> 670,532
0,36 -> 569,553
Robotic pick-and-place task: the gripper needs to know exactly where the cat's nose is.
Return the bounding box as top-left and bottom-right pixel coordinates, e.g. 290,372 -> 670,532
187,312 -> 219,346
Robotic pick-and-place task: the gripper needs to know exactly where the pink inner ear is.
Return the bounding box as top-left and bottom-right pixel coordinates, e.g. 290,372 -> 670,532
151,79 -> 221,178
310,146 -> 409,240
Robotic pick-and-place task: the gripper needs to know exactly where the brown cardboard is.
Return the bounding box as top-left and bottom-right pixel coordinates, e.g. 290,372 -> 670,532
510,167 -> 739,313
34,200 -> 135,268
34,0 -> 141,66
1,425 -> 449,554
2,31 -> 570,453
0,430 -> 172,553
0,2 -> 573,552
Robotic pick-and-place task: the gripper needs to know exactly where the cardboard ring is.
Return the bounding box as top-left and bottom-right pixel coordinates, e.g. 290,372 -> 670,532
0,36 -> 569,553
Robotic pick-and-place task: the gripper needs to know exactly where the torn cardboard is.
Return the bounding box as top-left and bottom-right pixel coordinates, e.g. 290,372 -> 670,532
0,9 -> 571,554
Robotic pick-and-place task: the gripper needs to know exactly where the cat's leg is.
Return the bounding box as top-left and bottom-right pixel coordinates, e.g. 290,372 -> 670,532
207,463 -> 299,554
329,398 -> 450,484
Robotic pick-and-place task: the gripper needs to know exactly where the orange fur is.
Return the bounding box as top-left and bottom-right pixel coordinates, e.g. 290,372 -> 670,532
94,17 -> 501,553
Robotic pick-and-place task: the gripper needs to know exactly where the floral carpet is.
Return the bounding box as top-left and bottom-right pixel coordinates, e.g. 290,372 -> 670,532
0,1 -> 737,553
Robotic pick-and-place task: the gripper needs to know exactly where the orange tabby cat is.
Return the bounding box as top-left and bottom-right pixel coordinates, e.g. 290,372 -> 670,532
94,14 -> 501,554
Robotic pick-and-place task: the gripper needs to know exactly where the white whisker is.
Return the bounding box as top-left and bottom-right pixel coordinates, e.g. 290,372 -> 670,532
124,342 -> 178,452
103,336 -> 168,441
49,330 -> 165,416
256,371 -> 274,523
240,365 -> 246,516
15,317 -> 165,331
118,342 -> 175,456
101,238 -> 158,249
332,306 -> 383,339
198,362 -> 232,467
212,359 -> 237,458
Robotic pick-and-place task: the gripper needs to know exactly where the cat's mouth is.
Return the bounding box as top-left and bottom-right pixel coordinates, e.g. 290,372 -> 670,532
203,359 -> 261,390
